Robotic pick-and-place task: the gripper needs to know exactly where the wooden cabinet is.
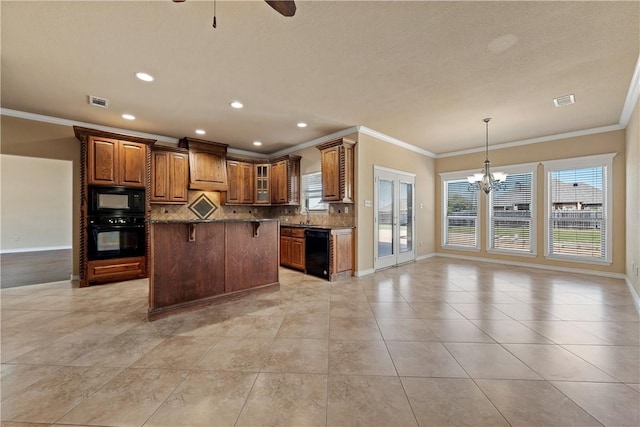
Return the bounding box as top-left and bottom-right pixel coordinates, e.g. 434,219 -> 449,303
224,159 -> 254,205
151,147 -> 189,204
178,137 -> 228,191
88,136 -> 147,187
317,138 -> 356,203
270,155 -> 301,205
280,226 -> 305,271
254,163 -> 271,204
86,256 -> 146,283
329,228 -> 354,281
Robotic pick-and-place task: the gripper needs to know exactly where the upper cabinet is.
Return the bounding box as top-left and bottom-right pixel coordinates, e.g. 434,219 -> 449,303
224,158 -> 254,205
178,137 -> 229,192
87,136 -> 147,187
254,163 -> 271,205
270,155 -> 301,205
151,146 -> 189,204
317,138 -> 356,203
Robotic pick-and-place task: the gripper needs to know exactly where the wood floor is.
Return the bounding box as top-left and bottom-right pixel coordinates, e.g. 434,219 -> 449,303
0,249 -> 71,288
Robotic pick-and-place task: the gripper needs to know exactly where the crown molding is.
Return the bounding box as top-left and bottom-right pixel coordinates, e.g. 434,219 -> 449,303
268,126 -> 361,157
620,54 -> 640,127
358,126 -> 437,158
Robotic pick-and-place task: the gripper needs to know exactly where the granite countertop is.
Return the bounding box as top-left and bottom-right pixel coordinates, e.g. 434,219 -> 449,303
151,218 -> 279,224
280,224 -> 355,230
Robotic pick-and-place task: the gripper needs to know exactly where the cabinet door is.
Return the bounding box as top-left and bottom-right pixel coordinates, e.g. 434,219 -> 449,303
271,160 -> 287,204
290,237 -> 305,270
226,160 -> 241,204
255,164 -> 271,204
119,141 -> 147,187
189,150 -> 228,191
88,136 -> 119,185
151,150 -> 170,202
280,235 -> 291,266
169,152 -> 189,202
239,162 -> 254,204
321,146 -> 341,201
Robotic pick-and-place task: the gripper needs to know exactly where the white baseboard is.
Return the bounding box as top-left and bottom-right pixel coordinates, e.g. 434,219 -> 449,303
355,268 -> 375,277
416,252 -> 437,261
70,275 -> 80,281
434,252 -> 626,280
0,246 -> 72,254
625,275 -> 640,313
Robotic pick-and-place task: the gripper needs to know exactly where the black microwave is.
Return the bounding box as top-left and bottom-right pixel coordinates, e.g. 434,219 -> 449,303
89,186 -> 145,216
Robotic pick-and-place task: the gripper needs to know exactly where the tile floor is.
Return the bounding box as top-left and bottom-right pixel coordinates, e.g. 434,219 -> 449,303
1,258 -> 639,426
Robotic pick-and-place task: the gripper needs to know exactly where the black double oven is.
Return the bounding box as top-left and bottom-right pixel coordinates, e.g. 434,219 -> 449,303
87,186 -> 146,261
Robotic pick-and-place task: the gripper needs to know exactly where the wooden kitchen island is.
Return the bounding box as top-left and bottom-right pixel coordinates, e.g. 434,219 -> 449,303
148,219 -> 279,320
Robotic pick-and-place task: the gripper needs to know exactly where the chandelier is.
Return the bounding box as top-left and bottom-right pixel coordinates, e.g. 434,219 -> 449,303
467,118 -> 507,194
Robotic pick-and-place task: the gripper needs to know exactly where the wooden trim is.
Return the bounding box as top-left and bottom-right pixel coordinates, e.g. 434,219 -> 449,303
73,126 -> 156,146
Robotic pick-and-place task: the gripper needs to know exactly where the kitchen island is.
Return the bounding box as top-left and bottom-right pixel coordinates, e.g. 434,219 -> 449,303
148,219 -> 279,320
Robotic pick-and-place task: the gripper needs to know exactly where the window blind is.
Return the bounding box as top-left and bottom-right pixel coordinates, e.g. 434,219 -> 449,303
302,172 -> 328,211
444,179 -> 478,248
490,172 -> 533,253
547,166 -> 606,260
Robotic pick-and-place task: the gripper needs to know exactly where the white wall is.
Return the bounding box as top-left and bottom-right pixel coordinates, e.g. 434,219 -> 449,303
1,154 -> 73,252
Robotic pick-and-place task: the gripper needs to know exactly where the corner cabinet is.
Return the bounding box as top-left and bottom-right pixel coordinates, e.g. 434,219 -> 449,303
178,137 -> 229,192
151,146 -> 189,204
317,138 -> 356,203
270,155 -> 301,205
87,136 -> 147,188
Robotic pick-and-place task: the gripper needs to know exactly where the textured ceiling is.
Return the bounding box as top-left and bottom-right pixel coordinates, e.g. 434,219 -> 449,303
1,1 -> 638,155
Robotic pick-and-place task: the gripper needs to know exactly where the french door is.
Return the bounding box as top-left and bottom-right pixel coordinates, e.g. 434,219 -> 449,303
374,167 -> 416,270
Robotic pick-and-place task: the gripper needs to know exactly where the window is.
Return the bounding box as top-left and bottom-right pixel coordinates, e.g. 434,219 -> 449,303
488,165 -> 536,255
543,153 -> 615,264
302,172 -> 328,211
442,177 -> 479,249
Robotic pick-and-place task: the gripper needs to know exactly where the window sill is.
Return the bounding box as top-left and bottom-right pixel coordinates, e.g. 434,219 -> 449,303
544,254 -> 612,266
487,249 -> 537,258
442,245 -> 480,252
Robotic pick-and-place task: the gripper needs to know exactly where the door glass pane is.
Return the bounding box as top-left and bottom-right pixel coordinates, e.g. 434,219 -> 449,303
400,182 -> 413,253
378,179 -> 394,257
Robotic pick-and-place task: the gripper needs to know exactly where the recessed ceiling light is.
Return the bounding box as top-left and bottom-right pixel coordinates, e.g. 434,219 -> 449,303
230,101 -> 244,109
253,141 -> 262,146
553,94 -> 575,107
297,122 -> 307,128
122,114 -> 136,120
135,72 -> 154,82
195,129 -> 206,135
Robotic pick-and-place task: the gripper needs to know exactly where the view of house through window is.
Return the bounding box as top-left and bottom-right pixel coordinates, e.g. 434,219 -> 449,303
302,172 -> 328,211
443,179 -> 478,249
489,171 -> 534,253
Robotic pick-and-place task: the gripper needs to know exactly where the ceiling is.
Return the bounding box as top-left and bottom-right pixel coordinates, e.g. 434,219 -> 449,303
1,1 -> 638,156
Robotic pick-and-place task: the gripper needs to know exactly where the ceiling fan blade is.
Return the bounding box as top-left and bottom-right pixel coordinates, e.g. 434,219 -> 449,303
265,0 -> 296,17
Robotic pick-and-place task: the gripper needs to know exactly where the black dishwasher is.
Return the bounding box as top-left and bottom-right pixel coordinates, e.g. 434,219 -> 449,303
305,229 -> 329,279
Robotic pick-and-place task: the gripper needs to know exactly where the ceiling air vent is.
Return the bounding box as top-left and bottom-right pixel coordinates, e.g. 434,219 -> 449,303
553,94 -> 575,107
88,95 -> 109,109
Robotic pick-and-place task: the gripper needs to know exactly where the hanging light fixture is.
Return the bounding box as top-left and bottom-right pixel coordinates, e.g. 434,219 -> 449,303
467,118 -> 507,194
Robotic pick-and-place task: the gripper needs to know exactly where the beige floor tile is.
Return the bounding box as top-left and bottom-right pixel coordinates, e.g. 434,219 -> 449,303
287,300 -> 330,316
387,341 -> 468,378
562,345 -> 640,383
327,375 -> 417,426
329,301 -> 374,317
552,381 -> 640,427
424,319 -> 495,343
262,338 -> 329,374
408,302 -> 465,320
571,321 -> 640,345
448,303 -> 512,320
276,313 -> 329,339
470,319 -> 552,343
132,335 -> 219,369
328,340 -> 396,376
220,314 -> 284,338
444,343 -> 541,380
70,333 -> 166,367
195,336 -> 273,371
0,330 -> 68,363
364,288 -> 406,302
0,366 -> 122,423
492,303 -> 560,320
0,364 -> 62,401
504,343 -> 617,382
627,383 -> 640,392
401,377 -> 509,426
476,379 -> 602,426
8,332 -> 114,366
144,371 -> 257,427
520,320 -> 612,344
377,317 -> 438,341
235,373 -> 327,427
0,310 -> 70,332
330,288 -> 369,302
57,368 -> 187,426
329,317 -> 382,340
369,302 -> 419,318
290,287 -> 331,302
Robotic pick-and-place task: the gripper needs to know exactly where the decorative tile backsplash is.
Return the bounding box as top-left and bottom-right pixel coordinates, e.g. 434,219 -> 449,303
150,191 -> 355,227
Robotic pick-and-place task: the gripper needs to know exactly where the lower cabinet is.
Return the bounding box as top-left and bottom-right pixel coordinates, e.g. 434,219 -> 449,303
280,227 -> 305,272
86,256 -> 146,283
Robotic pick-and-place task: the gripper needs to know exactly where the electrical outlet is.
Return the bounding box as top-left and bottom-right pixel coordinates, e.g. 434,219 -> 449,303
345,206 -> 349,214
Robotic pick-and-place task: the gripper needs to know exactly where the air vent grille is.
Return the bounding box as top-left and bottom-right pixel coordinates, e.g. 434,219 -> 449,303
88,95 -> 109,109
553,94 -> 575,107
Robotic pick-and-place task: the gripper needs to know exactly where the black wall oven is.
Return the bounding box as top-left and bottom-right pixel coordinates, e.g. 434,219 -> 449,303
89,186 -> 145,216
87,216 -> 146,261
